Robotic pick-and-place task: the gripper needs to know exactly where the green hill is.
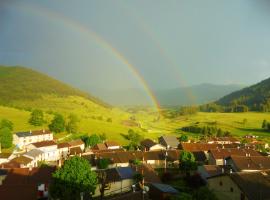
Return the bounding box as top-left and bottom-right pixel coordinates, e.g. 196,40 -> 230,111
0,66 -> 109,108
216,77 -> 270,111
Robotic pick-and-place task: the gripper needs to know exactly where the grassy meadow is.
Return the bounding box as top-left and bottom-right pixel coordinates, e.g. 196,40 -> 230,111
1,95 -> 270,148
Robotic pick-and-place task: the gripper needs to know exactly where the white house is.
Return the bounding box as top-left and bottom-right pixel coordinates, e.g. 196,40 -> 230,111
140,139 -> 165,151
23,149 -> 44,167
105,141 -> 121,150
13,130 -> 53,149
27,141 -> 59,162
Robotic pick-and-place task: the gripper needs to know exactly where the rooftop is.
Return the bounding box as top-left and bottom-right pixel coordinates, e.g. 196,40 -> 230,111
31,140 -> 57,148
24,149 -> 44,158
210,149 -> 261,160
15,130 -> 51,137
105,141 -> 120,147
140,139 -> 157,148
68,139 -> 84,147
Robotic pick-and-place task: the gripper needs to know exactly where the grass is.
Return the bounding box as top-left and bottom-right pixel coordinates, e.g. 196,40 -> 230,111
0,96 -> 270,151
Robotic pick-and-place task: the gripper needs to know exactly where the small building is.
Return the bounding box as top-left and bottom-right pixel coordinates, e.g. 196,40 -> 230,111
13,130 -> 53,149
158,136 -> 179,149
0,167 -> 55,200
23,149 -> 44,167
57,142 -> 70,159
93,143 -> 108,151
140,139 -> 165,151
105,141 -> 121,150
226,155 -> 270,172
94,167 -> 135,197
207,137 -> 240,145
208,171 -> 270,200
27,140 -> 59,161
7,156 -> 34,168
208,149 -> 261,166
68,139 -> 85,151
149,183 -> 179,200
198,165 -> 227,181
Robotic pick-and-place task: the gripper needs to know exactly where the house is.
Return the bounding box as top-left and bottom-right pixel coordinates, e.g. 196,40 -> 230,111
207,137 -> 240,145
93,167 -> 135,197
69,147 -> 83,156
149,183 -> 179,200
93,143 -> 108,151
13,130 -> 53,149
207,171 -> 270,200
68,139 -> 85,151
105,141 -> 121,150
23,149 -> 44,167
158,136 -> 179,149
198,165 -> 228,181
57,142 -> 70,159
208,149 -> 261,165
226,155 -> 270,172
5,156 -> 34,168
0,153 -> 14,164
140,139 -> 165,151
27,140 -> 59,161
0,167 -> 55,200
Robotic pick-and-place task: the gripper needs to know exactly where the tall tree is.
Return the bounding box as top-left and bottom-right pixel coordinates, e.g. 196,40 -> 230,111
48,113 -> 65,133
262,120 -> 268,129
49,156 -> 97,200
0,127 -> 13,148
81,134 -> 102,148
97,158 -> 110,200
179,150 -> 197,176
66,114 -> 79,134
126,129 -> 143,150
29,109 -> 45,126
0,119 -> 13,131
179,134 -> 189,142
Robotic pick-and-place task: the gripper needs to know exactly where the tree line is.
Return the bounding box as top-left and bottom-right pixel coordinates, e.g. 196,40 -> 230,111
181,125 -> 231,137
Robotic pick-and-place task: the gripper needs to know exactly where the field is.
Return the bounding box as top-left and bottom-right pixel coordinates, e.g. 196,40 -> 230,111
1,97 -> 270,148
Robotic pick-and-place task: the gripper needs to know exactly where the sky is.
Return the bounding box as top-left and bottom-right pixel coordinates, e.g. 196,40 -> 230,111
1,0 -> 270,93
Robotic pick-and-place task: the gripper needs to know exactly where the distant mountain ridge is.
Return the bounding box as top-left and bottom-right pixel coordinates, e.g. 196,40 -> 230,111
216,77 -> 270,111
89,84 -> 244,106
0,66 -> 109,108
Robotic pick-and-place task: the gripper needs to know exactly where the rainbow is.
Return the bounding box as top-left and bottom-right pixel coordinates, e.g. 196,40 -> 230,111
14,3 -> 162,113
117,2 -> 197,104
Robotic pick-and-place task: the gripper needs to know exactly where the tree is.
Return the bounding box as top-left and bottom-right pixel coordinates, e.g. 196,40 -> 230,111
0,119 -> 13,131
179,134 -> 189,142
66,114 -> 79,134
0,127 -> 13,148
99,133 -> 107,142
28,109 -> 45,126
179,151 -> 197,176
49,156 -> 97,200
126,129 -> 143,150
97,158 -> 110,200
262,120 -> 268,129
81,134 -> 102,148
48,113 -> 65,133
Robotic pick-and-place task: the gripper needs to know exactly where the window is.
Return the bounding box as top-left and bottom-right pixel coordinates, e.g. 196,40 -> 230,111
219,181 -> 223,186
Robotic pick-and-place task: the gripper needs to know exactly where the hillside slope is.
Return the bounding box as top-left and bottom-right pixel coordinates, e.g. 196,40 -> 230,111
216,77 -> 270,111
0,66 -> 108,108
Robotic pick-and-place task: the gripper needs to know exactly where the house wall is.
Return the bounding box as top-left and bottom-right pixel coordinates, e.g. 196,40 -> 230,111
208,176 -> 247,200
93,179 -> 133,197
149,145 -> 165,151
107,146 -> 120,150
14,133 -> 53,149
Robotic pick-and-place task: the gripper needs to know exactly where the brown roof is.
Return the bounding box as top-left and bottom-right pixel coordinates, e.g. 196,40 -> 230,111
105,141 -> 120,147
70,147 -> 83,155
210,149 -> 261,160
0,167 -> 55,200
192,151 -> 207,162
10,156 -> 33,165
208,137 -> 239,143
0,153 -> 12,159
180,143 -> 219,151
93,143 -> 107,150
140,139 -> 157,148
83,150 -> 181,165
229,155 -> 270,171
134,164 -> 161,183
68,139 -> 84,147
230,171 -> 270,200
57,142 -> 71,149
31,140 -> 57,148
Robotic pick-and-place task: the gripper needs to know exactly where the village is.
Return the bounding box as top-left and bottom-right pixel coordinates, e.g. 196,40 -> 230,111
0,129 -> 270,200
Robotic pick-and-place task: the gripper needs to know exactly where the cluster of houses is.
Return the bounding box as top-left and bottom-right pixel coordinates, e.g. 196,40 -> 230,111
0,130 -> 270,200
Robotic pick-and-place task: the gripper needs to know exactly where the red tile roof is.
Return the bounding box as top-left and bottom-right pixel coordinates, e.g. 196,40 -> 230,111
209,149 -> 261,160
31,140 -> 57,148
105,141 -> 120,147
68,139 -> 84,147
57,142 -> 71,149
